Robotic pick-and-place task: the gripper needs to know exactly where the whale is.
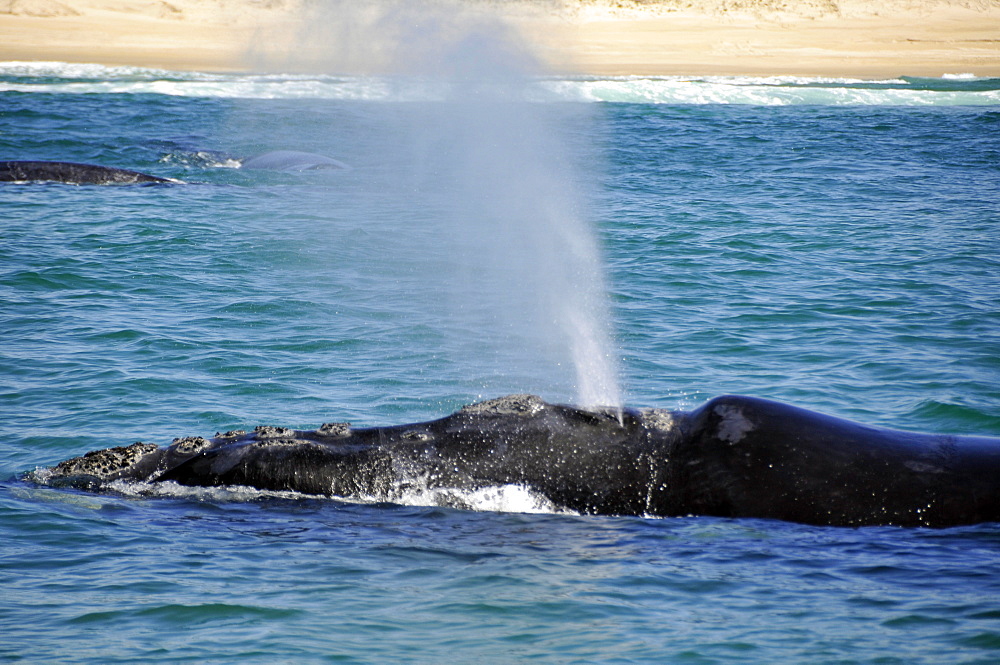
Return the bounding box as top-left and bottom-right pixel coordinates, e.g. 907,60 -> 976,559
1,152 -> 348,185
36,394 -> 1000,527
0,160 -> 175,185
239,150 -> 349,171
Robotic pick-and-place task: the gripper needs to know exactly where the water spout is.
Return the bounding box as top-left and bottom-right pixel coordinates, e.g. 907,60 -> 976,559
272,0 -> 622,408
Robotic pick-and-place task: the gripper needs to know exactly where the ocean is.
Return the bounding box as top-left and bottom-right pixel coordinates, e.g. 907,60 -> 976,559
2,59 -> 999,663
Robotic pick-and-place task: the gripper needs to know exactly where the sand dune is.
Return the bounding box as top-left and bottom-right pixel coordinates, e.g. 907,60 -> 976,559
1,0 -> 998,76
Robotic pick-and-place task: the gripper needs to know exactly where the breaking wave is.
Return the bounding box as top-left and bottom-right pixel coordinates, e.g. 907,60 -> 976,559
2,61 -> 998,105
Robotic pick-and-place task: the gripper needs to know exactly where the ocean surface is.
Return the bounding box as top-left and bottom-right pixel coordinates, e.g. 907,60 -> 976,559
2,60 -> 999,663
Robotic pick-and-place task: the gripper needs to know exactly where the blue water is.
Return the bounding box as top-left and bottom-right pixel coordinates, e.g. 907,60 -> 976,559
2,61 -> 1000,663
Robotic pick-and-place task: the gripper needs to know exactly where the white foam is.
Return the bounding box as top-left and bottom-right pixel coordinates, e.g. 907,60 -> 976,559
0,60 -> 175,79
3,62 -> 997,105
26,472 -> 567,515
157,151 -> 241,169
96,478 -> 570,515
361,483 -> 570,515
542,75 -> 1000,106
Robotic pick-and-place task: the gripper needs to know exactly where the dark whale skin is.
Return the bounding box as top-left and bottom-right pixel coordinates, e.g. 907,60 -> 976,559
0,160 -> 173,185
662,395 -> 1000,527
38,394 -> 1000,527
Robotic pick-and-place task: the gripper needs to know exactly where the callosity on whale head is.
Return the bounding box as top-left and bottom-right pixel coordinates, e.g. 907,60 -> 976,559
33,394 -> 1000,528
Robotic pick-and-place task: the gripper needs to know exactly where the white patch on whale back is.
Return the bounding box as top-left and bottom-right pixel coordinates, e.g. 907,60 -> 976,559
639,408 -> 675,433
460,394 -> 546,416
714,405 -> 755,444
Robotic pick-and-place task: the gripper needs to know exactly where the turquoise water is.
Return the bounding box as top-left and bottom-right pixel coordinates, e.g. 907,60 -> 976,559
2,63 -> 1000,662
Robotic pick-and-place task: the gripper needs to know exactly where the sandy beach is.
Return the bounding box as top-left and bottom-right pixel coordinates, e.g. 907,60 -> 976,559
1,0 -> 998,77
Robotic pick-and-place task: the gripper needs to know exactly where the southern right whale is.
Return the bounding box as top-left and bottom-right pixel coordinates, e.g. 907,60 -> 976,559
1,151 -> 348,185
37,394 -> 1000,527
0,160 -> 174,185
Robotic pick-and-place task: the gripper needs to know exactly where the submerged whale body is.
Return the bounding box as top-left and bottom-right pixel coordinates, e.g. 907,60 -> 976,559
239,150 -> 349,171
0,160 -> 174,185
39,394 -> 1000,527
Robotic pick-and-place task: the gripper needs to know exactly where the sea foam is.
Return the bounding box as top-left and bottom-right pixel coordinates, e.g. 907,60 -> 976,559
2,62 -> 997,105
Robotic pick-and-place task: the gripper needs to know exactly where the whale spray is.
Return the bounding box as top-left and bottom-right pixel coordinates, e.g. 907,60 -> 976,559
271,0 -> 622,408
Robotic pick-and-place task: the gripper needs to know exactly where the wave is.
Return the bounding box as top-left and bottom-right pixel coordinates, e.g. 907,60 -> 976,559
2,61 -> 999,105
550,74 -> 1000,106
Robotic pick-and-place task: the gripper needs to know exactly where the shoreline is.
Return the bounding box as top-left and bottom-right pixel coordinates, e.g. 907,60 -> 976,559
1,1 -> 998,78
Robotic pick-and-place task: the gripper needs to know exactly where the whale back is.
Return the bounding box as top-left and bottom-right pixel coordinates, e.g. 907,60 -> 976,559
669,395 -> 1000,527
151,395 -> 677,515
34,394 -> 1000,527
239,151 -> 349,171
0,160 -> 172,185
